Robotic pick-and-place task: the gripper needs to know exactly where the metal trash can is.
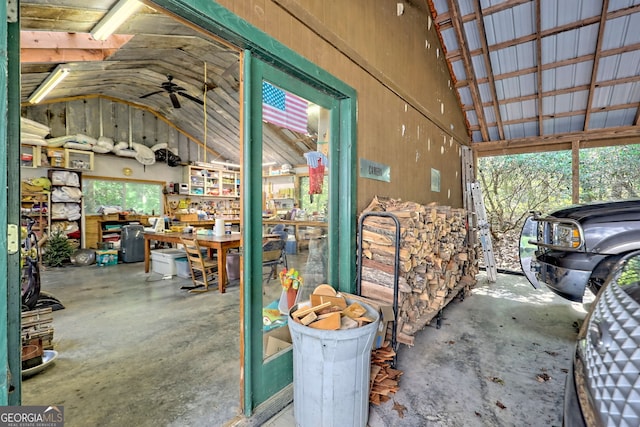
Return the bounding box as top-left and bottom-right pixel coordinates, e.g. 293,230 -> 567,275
288,299 -> 380,427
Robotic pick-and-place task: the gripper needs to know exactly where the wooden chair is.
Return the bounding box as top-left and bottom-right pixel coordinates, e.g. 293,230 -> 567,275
181,237 -> 218,293
262,238 -> 287,283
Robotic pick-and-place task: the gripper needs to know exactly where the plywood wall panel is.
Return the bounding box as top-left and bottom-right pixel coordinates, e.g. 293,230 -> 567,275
84,98 -> 102,137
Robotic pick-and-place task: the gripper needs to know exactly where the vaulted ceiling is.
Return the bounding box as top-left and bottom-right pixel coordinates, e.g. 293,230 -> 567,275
20,0 -> 317,167
429,0 -> 640,156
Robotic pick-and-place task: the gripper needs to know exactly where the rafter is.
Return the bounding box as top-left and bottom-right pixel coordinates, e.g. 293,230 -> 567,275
474,0 -> 504,140
21,31 -> 133,64
447,0 -> 490,141
535,0 -> 543,137
583,0 -> 609,131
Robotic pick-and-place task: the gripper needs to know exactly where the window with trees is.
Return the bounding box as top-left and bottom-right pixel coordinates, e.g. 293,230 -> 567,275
83,178 -> 162,215
298,175 -> 329,216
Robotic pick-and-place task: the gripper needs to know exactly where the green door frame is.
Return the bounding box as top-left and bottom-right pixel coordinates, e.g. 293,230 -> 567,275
3,4 -> 22,405
151,1 -> 357,414
243,53 -> 346,411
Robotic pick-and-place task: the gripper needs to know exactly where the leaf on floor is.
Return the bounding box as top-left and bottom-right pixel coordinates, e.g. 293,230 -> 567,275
392,400 -> 407,418
536,373 -> 551,382
544,350 -> 558,356
489,376 -> 504,385
496,401 -> 506,410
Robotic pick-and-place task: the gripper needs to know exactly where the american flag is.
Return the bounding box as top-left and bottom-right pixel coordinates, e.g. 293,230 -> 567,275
262,82 -> 308,134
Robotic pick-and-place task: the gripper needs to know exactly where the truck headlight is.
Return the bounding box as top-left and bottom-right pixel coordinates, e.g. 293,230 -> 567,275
552,223 -> 582,249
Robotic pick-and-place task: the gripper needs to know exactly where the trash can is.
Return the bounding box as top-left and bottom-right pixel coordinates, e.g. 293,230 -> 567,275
226,251 -> 240,281
288,298 -> 380,427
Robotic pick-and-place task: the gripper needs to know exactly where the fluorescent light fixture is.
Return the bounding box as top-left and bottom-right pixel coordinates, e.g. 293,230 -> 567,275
196,160 -> 240,169
90,0 -> 141,41
28,66 -> 70,104
195,161 -> 279,169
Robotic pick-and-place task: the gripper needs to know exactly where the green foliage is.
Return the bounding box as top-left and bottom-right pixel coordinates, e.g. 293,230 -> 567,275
83,179 -> 162,215
480,143 -> 640,269
42,231 -> 74,267
478,151 -> 572,236
299,175 -> 329,215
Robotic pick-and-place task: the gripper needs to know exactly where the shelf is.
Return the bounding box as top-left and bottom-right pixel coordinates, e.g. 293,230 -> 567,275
184,165 -> 240,199
21,145 -> 42,168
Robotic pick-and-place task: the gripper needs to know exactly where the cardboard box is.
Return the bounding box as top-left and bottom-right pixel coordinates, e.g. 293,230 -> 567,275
96,249 -> 118,266
374,305 -> 396,349
263,326 -> 292,358
342,293 -> 395,349
151,248 -> 186,276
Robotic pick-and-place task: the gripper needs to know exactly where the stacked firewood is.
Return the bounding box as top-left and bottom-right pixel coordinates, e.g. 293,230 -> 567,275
370,344 -> 402,405
359,196 -> 479,346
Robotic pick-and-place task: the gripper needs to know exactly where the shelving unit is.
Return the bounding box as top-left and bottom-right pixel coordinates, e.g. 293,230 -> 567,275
65,149 -> 94,171
21,192 -> 50,240
48,169 -> 83,248
98,218 -> 147,248
44,148 -> 94,171
20,145 -> 43,168
184,165 -> 240,198
263,174 -> 297,215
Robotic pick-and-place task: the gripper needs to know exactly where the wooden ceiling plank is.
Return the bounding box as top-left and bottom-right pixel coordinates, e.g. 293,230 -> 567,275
583,0 -> 609,132
447,0 -> 490,141
474,0 -> 504,140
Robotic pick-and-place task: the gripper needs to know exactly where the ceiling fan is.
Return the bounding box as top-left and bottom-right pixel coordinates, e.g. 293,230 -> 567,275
139,74 -> 204,108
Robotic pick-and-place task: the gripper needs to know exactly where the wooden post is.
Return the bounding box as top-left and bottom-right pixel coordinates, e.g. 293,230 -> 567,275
572,140 -> 580,204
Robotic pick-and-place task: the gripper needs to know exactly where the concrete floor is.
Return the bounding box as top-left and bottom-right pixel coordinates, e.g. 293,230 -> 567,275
23,263 -> 586,427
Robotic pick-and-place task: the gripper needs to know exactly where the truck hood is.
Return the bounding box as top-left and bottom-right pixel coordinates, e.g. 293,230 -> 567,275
549,200 -> 640,223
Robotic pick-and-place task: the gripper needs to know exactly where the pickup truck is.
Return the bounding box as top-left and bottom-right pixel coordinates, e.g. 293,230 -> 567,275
519,199 -> 640,302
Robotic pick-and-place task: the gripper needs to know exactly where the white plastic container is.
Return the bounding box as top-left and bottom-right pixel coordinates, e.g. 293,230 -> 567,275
288,298 -> 380,427
175,258 -> 191,279
150,248 -> 186,276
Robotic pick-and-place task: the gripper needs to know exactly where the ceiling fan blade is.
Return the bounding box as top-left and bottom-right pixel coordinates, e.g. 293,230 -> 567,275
178,92 -> 204,105
140,90 -> 163,99
169,92 -> 181,108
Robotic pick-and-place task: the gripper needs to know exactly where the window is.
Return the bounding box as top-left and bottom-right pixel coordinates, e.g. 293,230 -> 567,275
83,178 -> 162,215
298,175 -> 329,215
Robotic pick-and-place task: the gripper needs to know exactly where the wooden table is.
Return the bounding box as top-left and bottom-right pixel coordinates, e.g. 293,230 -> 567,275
143,232 -> 241,293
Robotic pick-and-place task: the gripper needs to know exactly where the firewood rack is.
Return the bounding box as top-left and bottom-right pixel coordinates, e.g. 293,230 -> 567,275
356,211 -> 400,367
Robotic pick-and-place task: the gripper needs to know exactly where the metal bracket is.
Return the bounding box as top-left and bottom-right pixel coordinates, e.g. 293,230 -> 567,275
7,224 -> 19,254
7,0 -> 17,23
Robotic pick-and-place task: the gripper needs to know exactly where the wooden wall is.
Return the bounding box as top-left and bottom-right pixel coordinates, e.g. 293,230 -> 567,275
21,98 -> 211,167
217,0 -> 470,210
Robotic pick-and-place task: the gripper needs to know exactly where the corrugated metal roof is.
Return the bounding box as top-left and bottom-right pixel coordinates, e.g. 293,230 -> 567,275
430,0 -> 640,152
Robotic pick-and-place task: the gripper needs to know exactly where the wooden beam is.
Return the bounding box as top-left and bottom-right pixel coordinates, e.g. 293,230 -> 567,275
447,0 -> 489,141
20,31 -> 133,50
21,48 -> 119,64
474,1 -> 504,140
535,0 -> 543,138
473,126 -> 640,155
583,0 -> 609,131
